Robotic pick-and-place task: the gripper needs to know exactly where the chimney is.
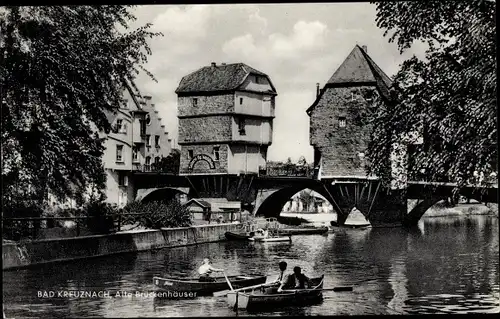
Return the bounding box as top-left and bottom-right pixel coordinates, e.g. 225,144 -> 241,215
316,83 -> 320,97
362,45 -> 367,53
211,62 -> 216,67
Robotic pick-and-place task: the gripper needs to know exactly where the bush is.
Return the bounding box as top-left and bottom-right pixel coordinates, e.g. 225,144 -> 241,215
122,200 -> 192,229
2,201 -> 47,241
84,201 -> 118,234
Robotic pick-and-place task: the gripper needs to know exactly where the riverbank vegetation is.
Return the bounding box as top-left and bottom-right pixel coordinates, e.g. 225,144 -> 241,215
121,201 -> 192,229
368,1 -> 497,189
1,6 -> 162,210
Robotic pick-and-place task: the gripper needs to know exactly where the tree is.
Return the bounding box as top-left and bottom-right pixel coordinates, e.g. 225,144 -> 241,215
297,155 -> 307,166
367,0 -> 497,189
155,149 -> 181,174
1,6 -> 162,206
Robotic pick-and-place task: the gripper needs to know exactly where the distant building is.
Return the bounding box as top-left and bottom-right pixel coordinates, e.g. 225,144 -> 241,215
48,86 -> 172,209
306,45 -> 393,180
176,62 -> 277,175
101,86 -> 172,206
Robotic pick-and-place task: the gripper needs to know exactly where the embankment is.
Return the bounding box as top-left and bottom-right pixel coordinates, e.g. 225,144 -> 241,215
3,223 -> 240,271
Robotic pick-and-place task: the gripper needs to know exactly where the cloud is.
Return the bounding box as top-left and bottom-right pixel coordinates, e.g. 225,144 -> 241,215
151,5 -> 212,39
248,8 -> 268,34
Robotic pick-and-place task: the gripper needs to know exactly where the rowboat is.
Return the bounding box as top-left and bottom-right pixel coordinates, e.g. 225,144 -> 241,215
153,274 -> 267,296
225,231 -> 252,240
279,226 -> 329,236
249,235 -> 292,242
227,275 -> 324,311
330,220 -> 371,229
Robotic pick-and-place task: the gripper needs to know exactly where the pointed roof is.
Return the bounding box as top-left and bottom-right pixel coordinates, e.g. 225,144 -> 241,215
175,63 -> 277,95
307,45 -> 393,114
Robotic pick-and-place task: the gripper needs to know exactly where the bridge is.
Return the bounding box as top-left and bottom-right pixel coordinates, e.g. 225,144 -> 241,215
130,169 -> 497,228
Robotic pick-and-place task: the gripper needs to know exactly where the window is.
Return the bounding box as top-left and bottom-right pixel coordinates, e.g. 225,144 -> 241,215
339,117 -> 346,128
116,119 -> 123,133
240,97 -> 243,105
213,146 -> 220,161
155,156 -> 161,164
238,118 -> 246,135
351,92 -> 356,101
146,134 -> 151,146
145,156 -> 151,171
118,173 -> 128,186
140,119 -> 146,135
132,148 -> 139,162
145,156 -> 151,165
122,122 -> 127,134
116,145 -> 123,162
255,76 -> 260,84
155,135 -> 160,148
192,98 -> 198,107
188,150 -> 194,160
146,114 -> 151,125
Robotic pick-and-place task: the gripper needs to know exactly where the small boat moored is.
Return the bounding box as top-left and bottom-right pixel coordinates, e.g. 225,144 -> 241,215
153,274 -> 267,296
227,275 -> 325,311
224,232 -> 253,241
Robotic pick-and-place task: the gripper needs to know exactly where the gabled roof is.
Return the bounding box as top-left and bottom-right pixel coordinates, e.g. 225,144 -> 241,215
306,45 -> 393,115
175,63 -> 277,94
184,198 -> 211,209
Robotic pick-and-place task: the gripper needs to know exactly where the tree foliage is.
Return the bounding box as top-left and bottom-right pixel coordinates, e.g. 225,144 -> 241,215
368,0 -> 497,188
154,148 -> 181,174
122,200 -> 192,229
1,6 -> 161,206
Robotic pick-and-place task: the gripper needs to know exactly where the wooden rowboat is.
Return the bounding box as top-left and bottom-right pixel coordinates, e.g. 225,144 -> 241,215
330,221 -> 371,229
153,274 -> 266,296
227,275 -> 324,311
279,226 -> 329,236
225,232 -> 252,240
249,235 -> 292,242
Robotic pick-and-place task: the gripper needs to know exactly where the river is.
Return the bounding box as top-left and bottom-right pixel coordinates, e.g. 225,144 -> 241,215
3,215 -> 499,317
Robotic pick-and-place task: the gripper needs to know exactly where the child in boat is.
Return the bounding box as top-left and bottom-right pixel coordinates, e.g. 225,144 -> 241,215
277,266 -> 310,292
198,258 -> 223,282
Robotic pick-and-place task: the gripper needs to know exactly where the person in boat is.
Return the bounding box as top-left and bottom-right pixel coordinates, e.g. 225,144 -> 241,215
277,266 -> 310,292
272,261 -> 288,285
198,258 -> 224,282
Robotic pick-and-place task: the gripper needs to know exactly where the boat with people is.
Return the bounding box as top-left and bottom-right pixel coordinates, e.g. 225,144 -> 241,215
248,228 -> 292,242
226,275 -> 325,311
153,274 -> 267,296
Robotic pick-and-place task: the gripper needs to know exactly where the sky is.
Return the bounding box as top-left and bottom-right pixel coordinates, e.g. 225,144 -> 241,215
131,3 -> 428,163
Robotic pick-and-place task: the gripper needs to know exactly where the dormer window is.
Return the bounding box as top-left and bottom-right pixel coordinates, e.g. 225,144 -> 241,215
192,98 -> 198,107
115,119 -> 123,133
255,76 -> 260,84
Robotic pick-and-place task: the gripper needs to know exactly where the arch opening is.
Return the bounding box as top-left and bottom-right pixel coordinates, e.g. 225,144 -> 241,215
140,187 -> 189,204
254,185 -> 342,222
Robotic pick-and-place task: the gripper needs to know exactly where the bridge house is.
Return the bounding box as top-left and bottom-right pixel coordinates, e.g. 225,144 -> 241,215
176,62 -> 277,176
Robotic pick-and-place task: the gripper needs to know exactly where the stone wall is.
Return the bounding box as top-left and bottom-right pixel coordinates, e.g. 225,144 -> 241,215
180,144 -> 229,174
178,94 -> 234,117
310,86 -> 378,177
3,223 -> 240,270
178,116 -> 232,143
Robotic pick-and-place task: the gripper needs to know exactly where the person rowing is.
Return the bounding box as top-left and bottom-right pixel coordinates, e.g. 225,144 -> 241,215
277,266 -> 310,292
198,258 -> 224,282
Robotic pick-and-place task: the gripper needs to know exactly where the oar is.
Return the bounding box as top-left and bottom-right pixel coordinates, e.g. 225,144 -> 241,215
221,271 -> 234,291
214,281 -> 277,297
282,286 -> 353,292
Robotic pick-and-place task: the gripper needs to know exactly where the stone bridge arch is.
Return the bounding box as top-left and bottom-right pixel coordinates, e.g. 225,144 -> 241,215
253,183 -> 343,218
136,187 -> 190,203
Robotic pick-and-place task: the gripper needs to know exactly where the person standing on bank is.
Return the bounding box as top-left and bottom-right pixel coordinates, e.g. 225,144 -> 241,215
277,266 -> 310,292
198,258 -> 224,282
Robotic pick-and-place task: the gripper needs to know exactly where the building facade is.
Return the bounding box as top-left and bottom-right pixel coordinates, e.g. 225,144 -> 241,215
307,45 -> 393,180
101,87 -> 172,206
176,62 -> 277,175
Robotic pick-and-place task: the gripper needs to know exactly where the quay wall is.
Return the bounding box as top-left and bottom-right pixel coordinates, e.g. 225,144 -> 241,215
2,223 -> 240,271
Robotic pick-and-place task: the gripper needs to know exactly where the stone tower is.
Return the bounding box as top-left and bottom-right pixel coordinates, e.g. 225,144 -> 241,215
176,62 -> 277,176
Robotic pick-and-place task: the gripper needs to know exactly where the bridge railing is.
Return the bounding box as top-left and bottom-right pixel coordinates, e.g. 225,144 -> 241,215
259,165 -> 313,178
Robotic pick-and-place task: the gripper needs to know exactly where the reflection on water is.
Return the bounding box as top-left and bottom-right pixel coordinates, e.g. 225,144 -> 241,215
3,216 -> 499,317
